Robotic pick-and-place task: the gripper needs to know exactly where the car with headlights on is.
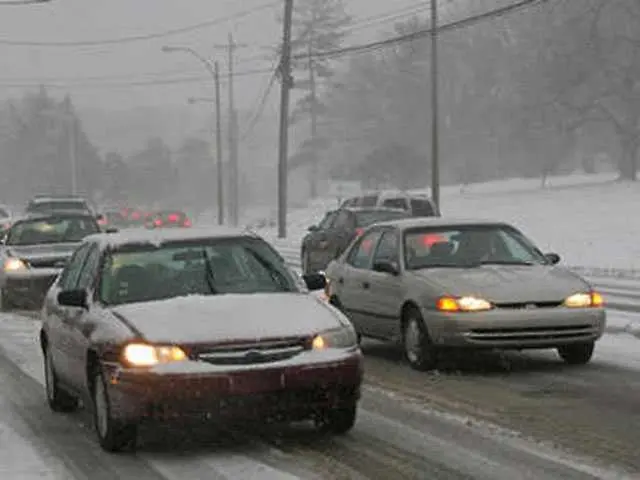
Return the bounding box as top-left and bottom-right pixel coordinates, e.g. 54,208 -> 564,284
0,212 -> 100,310
39,227 -> 363,452
324,217 -> 606,371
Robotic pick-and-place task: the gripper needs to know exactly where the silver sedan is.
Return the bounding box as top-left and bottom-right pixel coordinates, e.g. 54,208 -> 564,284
324,217 -> 606,371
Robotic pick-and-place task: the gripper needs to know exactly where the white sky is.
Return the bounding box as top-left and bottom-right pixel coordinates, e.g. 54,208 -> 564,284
0,0 -> 431,110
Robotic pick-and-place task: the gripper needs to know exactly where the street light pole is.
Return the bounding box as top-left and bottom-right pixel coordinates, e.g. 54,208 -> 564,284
430,0 -> 440,212
162,45 -> 225,224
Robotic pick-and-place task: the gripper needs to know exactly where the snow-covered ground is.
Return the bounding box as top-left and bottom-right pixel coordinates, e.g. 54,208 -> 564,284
247,172 -> 640,272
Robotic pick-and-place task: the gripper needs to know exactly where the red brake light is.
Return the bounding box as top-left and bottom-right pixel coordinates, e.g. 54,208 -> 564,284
355,228 -> 364,237
168,213 -> 179,222
183,219 -> 192,227
153,219 -> 163,227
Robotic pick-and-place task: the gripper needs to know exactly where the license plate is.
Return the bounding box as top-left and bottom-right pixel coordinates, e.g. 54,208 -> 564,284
229,371 -> 281,394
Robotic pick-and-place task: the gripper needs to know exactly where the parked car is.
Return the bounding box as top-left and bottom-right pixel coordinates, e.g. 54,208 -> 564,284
40,227 -> 363,452
324,217 -> 606,371
0,212 -> 100,310
340,191 -> 440,217
301,207 -> 410,274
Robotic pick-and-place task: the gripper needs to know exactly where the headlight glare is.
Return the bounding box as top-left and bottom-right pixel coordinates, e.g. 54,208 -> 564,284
4,258 -> 27,272
564,292 -> 603,308
312,326 -> 357,350
122,343 -> 187,367
437,296 -> 492,312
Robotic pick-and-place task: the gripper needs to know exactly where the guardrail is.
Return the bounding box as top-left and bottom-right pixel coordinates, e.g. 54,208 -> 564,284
272,244 -> 640,315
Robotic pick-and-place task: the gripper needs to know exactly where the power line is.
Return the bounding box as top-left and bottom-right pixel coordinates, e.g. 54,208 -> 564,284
0,66 -> 273,89
240,61 -> 279,141
0,1 -> 278,47
297,0 -> 548,61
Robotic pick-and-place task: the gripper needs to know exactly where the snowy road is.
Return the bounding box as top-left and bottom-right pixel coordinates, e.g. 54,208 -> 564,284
0,314 -> 638,478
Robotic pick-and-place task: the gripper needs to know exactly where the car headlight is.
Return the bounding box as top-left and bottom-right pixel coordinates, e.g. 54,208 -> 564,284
564,292 -> 603,308
4,258 -> 27,272
436,296 -> 493,312
122,343 -> 187,367
311,326 -> 358,350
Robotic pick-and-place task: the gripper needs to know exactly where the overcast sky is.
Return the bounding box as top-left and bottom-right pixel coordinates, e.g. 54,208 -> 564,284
0,0 -> 437,111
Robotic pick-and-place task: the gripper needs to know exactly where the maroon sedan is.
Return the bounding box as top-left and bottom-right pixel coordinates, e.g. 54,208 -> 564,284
40,227 -> 363,452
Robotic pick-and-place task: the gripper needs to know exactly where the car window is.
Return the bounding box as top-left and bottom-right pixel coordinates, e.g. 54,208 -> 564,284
382,198 -> 408,210
99,237 -> 300,306
360,195 -> 378,207
58,244 -> 91,290
354,209 -> 409,227
6,215 -> 99,245
410,198 -> 436,217
27,200 -> 90,214
333,210 -> 355,229
318,211 -> 337,230
346,230 -> 383,269
76,245 -> 101,291
373,230 -> 400,264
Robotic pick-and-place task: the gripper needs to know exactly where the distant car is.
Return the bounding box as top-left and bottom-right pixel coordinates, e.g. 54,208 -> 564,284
340,191 -> 440,217
324,217 -> 606,371
123,209 -> 153,228
25,195 -> 95,217
0,205 -> 13,237
145,210 -> 192,229
300,207 -> 410,274
0,212 -> 100,310
39,227 -> 362,452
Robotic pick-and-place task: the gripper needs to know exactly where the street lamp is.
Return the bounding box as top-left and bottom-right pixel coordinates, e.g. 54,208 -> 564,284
162,45 -> 225,225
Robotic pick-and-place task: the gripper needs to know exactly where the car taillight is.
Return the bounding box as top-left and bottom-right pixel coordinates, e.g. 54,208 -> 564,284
183,219 -> 192,227
154,219 -> 163,227
354,228 -> 364,237
168,213 -> 179,222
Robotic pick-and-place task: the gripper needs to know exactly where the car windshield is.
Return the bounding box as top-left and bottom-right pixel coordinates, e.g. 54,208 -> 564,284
27,201 -> 89,214
99,237 -> 300,306
403,224 -> 547,270
355,210 -> 408,227
6,215 -> 99,245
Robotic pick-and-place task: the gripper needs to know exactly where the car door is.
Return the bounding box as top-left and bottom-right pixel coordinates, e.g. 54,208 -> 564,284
304,211 -> 337,270
313,210 -> 349,271
45,243 -> 91,385
368,228 -> 405,340
337,229 -> 383,337
329,210 -> 358,259
63,243 -> 102,392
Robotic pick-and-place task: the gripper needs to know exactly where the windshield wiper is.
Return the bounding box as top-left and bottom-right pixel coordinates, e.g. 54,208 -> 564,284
474,260 -> 536,266
201,248 -> 218,294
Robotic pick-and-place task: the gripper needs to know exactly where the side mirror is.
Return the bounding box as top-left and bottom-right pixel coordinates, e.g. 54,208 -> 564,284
57,289 -> 88,309
307,225 -> 319,232
373,260 -> 400,276
544,252 -> 560,265
302,272 -> 326,291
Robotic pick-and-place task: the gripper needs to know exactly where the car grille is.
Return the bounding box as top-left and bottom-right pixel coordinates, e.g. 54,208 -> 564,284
467,324 -> 597,343
195,338 -> 307,366
494,301 -> 563,309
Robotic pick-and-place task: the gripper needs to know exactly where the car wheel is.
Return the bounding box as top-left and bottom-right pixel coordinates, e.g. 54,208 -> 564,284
92,369 -> 137,452
317,404 -> 357,435
43,347 -> 78,412
403,308 -> 438,371
557,342 -> 595,365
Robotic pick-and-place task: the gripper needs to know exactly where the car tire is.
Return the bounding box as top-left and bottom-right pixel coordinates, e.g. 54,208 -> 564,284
92,369 -> 138,453
43,347 -> 78,413
402,307 -> 438,371
318,404 -> 357,435
557,342 -> 595,365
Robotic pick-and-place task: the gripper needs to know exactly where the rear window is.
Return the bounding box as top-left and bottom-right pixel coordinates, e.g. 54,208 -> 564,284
27,200 -> 89,213
355,210 -> 408,227
410,198 -> 436,217
382,198 -> 409,210
360,195 -> 379,207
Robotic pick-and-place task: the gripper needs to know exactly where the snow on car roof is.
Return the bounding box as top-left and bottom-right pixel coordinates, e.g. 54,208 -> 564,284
86,225 -> 258,249
371,216 -> 511,230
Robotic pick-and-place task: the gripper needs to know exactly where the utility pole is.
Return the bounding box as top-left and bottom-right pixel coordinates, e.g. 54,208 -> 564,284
214,61 -> 224,225
277,0 -> 294,239
69,117 -> 77,195
430,0 -> 440,212
227,32 -> 239,226
308,20 -> 318,200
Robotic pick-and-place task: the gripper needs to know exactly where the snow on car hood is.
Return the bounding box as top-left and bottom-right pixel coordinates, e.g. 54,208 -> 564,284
112,292 -> 345,344
411,265 -> 590,303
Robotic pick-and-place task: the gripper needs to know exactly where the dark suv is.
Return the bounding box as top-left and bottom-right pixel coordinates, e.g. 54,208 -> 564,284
300,207 -> 410,274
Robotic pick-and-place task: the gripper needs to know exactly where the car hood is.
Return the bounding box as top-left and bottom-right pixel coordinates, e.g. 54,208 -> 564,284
411,265 -> 590,303
112,292 -> 345,344
6,243 -> 79,264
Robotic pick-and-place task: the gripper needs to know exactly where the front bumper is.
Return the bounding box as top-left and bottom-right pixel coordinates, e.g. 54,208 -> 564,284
424,306 -> 606,349
1,269 -> 60,310
105,349 -> 364,423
